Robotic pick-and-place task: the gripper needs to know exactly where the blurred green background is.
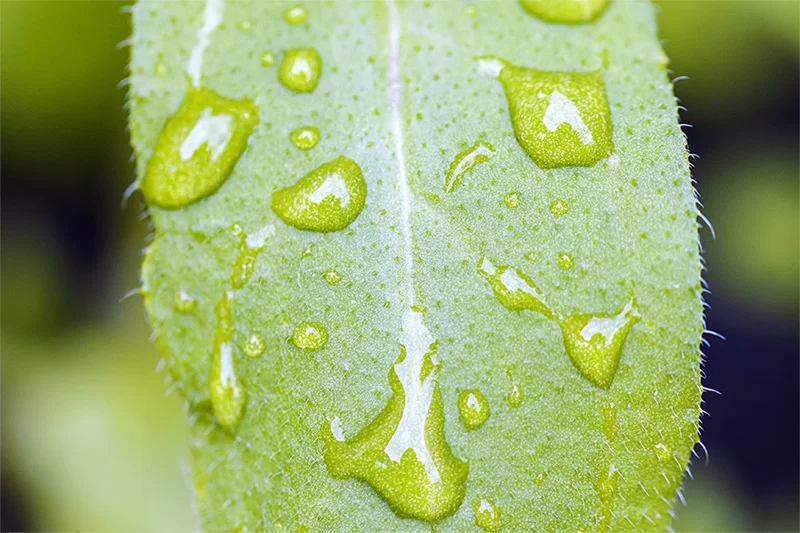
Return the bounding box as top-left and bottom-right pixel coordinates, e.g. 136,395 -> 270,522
1,1 -> 797,531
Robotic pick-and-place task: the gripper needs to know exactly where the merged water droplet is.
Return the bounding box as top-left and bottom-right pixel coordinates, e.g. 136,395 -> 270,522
549,199 -> 569,216
290,321 -> 329,350
140,86 -> 258,208
458,389 -> 490,430
559,299 -> 640,388
323,269 -> 342,285
507,370 -> 524,408
290,126 -> 320,151
174,290 -> 197,313
557,252 -> 575,269
209,292 -> 247,433
321,308 -> 468,522
444,140 -> 495,193
473,498 -> 503,532
242,333 -> 265,358
595,463 -> 619,532
272,156 -> 367,232
284,5 -> 308,24
278,48 -> 322,93
503,192 -> 521,209
519,0 -> 609,24
477,257 -> 552,318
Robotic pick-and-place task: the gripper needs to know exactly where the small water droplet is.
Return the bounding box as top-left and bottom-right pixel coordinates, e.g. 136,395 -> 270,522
237,20 -> 252,32
602,401 -> 617,440
290,126 -> 320,150
231,226 -> 274,289
290,321 -> 329,350
519,0 -> 609,24
284,5 -> 308,24
506,370 -> 524,408
174,290 -> 197,313
272,156 -> 367,232
260,51 -> 276,67
140,86 -> 258,208
154,61 -> 170,76
323,269 -> 342,285
595,463 -> 618,532
549,199 -> 569,215
242,333 -> 265,358
559,299 -> 640,388
557,252 -> 575,269
504,192 -> 521,209
534,472 -> 548,485
458,389 -> 490,430
444,140 -> 495,192
279,48 -> 322,93
473,498 -> 503,532
477,257 -> 552,318
653,443 -> 671,463
209,292 -> 247,432
464,5 -> 478,16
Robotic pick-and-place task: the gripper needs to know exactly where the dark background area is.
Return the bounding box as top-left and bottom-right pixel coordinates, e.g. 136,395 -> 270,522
1,1 -> 798,531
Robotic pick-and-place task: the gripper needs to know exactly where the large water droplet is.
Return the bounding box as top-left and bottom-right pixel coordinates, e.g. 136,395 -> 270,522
290,126 -> 320,151
444,140 -> 495,193
519,0 -> 609,24
290,321 -> 329,350
140,86 -> 258,208
458,389 -> 490,430
321,308 -> 468,522
473,498 -> 503,532
209,292 -> 247,433
272,156 -> 367,232
559,299 -> 640,388
477,257 -> 552,318
279,48 -> 322,93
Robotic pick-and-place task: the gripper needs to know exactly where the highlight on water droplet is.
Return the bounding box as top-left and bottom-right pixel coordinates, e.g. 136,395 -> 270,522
534,471 -> 547,485
507,370 -> 524,408
140,86 -> 258,208
237,19 -> 252,32
278,48 -> 322,93
559,299 -> 640,388
557,252 -> 575,269
284,5 -> 308,24
595,463 -> 619,532
473,498 -> 503,532
323,269 -> 342,285
479,57 -> 614,169
290,321 -> 329,351
443,140 -> 495,193
320,308 -> 468,522
272,156 -> 367,232
549,199 -> 569,215
458,389 -> 490,430
504,192 -> 521,209
477,257 -> 552,318
209,292 -> 247,433
242,333 -> 266,358
290,126 -> 320,151
464,4 -> 478,17
231,225 -> 275,289
519,0 -> 609,24
174,290 -> 197,313
260,51 -> 276,67
154,61 -> 170,76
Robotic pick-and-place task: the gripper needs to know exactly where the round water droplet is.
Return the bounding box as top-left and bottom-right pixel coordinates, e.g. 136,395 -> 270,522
458,389 -> 490,430
464,4 -> 478,16
237,20 -> 252,32
473,498 -> 503,532
154,61 -> 169,76
557,252 -> 575,269
272,156 -> 367,232
290,321 -> 329,350
174,290 -> 197,313
653,443 -> 671,463
323,269 -> 342,285
549,199 -> 569,215
279,48 -> 322,93
534,472 -> 547,485
290,126 -> 320,151
519,0 -> 609,24
242,333 -> 265,358
260,51 -> 276,67
504,192 -> 521,209
507,371 -> 524,408
284,5 -> 308,24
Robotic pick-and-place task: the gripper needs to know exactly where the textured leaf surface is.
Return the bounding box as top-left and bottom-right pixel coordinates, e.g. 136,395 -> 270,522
130,1 -> 703,531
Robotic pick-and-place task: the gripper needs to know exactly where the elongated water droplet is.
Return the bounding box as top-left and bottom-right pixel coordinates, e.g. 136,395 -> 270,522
507,370 -> 524,408
595,463 -> 618,532
242,333 -> 265,358
478,257 -> 552,318
321,309 -> 468,522
290,321 -> 329,350
503,192 -> 521,209
279,48 -> 322,93
559,299 -> 640,388
231,225 -> 274,289
272,156 -> 367,232
601,400 -> 617,440
549,199 -> 569,215
474,498 -> 503,532
290,126 -> 320,151
140,86 -> 258,208
558,252 -> 575,269
444,140 -> 495,193
519,0 -> 609,24
284,5 -> 308,24
458,389 -> 490,430
209,292 -> 247,433
260,51 -> 276,67
323,269 -> 342,285
174,290 -> 197,313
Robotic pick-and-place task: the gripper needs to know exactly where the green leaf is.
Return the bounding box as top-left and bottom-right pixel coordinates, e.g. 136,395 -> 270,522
129,1 -> 703,531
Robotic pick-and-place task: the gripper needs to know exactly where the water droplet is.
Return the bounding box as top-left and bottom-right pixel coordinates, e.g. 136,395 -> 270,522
242,333 -> 265,358
321,308 -> 468,522
272,156 -> 367,232
323,269 -> 342,285
549,199 -> 569,215
557,252 -> 575,269
444,141 -> 495,192
477,257 -> 552,318
559,299 -> 640,388
519,0 -> 609,24
534,472 -> 547,485
237,20 -> 252,32
458,389 -> 490,430
653,443 -> 671,463
209,292 -> 247,432
507,370 -> 524,408
140,86 -> 258,208
231,225 -> 275,289
290,126 -> 320,150
284,5 -> 308,24
601,401 -> 617,440
290,321 -> 329,350
503,192 -> 521,209
278,48 -> 322,93
154,61 -> 170,76
464,5 -> 478,17
595,463 -> 618,532
482,58 -> 614,169
260,51 -> 276,67
174,290 -> 197,313
474,498 -> 503,532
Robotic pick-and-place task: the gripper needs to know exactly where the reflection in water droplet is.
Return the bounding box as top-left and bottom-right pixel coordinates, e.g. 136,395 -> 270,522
507,370 -> 524,408
279,48 -> 322,93
504,192 -> 521,209
458,389 -> 490,430
519,0 -> 609,24
474,498 -> 503,532
444,141 -> 495,193
595,463 -> 618,532
557,252 -> 575,269
321,308 -> 468,522
209,292 -> 247,433
174,290 -> 197,313
260,51 -> 276,67
290,126 -> 320,151
242,333 -> 265,358
284,5 -> 308,24
478,257 -> 552,318
272,156 -> 367,232
550,199 -> 569,215
323,269 -> 342,285
290,321 -> 329,350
